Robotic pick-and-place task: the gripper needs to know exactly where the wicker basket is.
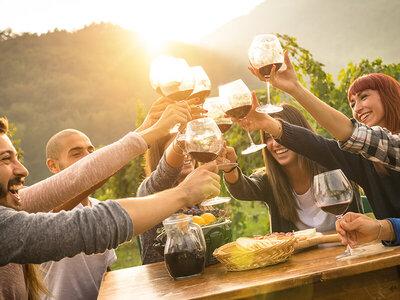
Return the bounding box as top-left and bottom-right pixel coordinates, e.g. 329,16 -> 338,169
213,236 -> 296,271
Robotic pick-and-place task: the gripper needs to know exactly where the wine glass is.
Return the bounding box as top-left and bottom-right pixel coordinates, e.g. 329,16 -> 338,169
219,79 -> 266,155
203,97 -> 237,169
188,66 -> 211,105
185,118 -> 230,203
313,169 -> 359,259
248,34 -> 284,114
149,56 -> 195,133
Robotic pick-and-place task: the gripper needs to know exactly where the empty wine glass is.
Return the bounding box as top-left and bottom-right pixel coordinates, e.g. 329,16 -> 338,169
150,56 -> 195,133
313,169 -> 360,259
188,66 -> 211,105
249,34 -> 284,114
185,117 -> 230,203
219,79 -> 266,155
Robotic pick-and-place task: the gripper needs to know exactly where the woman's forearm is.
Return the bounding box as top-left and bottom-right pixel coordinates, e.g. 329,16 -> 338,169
290,84 -> 354,141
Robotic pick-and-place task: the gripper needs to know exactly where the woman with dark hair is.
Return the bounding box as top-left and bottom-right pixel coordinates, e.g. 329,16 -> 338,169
241,53 -> 400,223
221,103 -> 362,233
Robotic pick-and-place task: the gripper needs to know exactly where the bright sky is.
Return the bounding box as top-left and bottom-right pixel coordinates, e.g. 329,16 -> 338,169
0,0 -> 264,44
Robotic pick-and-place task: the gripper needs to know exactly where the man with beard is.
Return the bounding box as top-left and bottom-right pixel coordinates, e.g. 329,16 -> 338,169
0,115 -> 220,299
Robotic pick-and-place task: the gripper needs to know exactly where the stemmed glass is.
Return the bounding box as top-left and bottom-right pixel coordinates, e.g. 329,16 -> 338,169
185,118 -> 230,203
188,66 -> 211,105
219,79 -> 266,155
248,34 -> 284,114
204,97 -> 237,169
313,169 -> 359,259
150,56 -> 195,133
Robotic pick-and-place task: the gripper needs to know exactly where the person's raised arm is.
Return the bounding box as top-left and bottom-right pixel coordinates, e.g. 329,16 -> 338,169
263,51 -> 354,142
117,162 -> 220,235
20,101 -> 194,213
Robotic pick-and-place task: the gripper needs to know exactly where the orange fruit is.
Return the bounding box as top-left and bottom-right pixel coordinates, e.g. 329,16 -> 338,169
200,213 -> 216,225
193,215 -> 205,226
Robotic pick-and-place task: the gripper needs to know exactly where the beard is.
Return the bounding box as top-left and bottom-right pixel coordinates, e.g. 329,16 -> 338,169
0,176 -> 24,208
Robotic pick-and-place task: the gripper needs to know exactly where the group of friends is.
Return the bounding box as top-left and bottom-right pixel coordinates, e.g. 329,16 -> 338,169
1,51 -> 400,300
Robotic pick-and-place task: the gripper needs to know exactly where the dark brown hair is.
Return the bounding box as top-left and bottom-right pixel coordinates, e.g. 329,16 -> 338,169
260,104 -> 326,224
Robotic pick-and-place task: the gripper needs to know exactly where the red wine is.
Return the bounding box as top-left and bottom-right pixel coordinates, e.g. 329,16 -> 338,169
165,250 -> 205,279
188,90 -> 211,103
319,201 -> 351,215
225,105 -> 252,119
218,123 -> 232,134
258,63 -> 283,77
189,151 -> 218,163
167,89 -> 194,101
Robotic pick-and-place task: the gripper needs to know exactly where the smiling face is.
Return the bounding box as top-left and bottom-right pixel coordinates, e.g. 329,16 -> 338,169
349,89 -> 386,128
47,131 -> 94,173
0,133 -> 29,208
264,133 -> 298,168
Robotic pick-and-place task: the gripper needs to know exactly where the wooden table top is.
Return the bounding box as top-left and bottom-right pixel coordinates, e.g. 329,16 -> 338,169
98,242 -> 400,300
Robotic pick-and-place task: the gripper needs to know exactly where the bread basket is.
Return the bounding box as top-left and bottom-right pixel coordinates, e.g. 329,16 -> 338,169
213,235 -> 296,271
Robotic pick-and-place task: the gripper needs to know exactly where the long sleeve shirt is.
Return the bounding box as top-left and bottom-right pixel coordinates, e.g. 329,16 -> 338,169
137,154 -> 182,264
339,119 -> 400,172
19,132 -> 148,213
277,120 -> 400,219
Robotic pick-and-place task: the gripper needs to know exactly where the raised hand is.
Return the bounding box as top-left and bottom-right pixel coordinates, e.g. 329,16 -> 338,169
136,96 -> 175,132
155,101 -> 193,134
216,144 -> 237,172
269,51 -> 301,96
177,162 -> 221,206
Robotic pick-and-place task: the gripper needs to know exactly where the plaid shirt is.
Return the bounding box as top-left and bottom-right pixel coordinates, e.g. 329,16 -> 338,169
338,119 -> 400,171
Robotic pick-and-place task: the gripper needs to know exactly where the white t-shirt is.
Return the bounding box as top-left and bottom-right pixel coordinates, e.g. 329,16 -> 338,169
293,187 -> 337,232
40,198 -> 117,300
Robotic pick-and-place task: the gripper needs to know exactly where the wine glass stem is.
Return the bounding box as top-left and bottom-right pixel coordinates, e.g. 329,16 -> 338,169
246,131 -> 255,146
336,214 -> 353,255
267,81 -> 271,105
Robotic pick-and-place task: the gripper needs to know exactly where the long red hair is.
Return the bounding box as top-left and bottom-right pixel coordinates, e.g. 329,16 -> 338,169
348,73 -> 400,133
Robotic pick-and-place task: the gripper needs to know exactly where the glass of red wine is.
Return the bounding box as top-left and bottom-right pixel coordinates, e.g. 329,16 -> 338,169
203,97 -> 237,169
188,66 -> 211,106
313,169 -> 358,259
185,117 -> 230,203
219,79 -> 266,155
249,34 -> 284,114
150,56 -> 195,133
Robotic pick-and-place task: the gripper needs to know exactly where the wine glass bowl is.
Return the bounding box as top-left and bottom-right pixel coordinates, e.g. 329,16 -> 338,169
249,34 -> 284,78
313,169 -> 353,217
149,56 -> 195,100
185,118 -> 223,163
203,97 -> 232,134
219,79 -> 266,155
188,66 -> 211,104
219,79 -> 253,119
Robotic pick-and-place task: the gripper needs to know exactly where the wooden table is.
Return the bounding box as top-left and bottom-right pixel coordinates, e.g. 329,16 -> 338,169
98,242 -> 400,299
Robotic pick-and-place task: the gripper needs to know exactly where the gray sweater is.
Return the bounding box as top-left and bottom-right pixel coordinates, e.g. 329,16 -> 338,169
137,153 -> 182,264
0,200 -> 133,266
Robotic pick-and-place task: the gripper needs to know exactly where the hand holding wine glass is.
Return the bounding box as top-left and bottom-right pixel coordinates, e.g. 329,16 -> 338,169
153,101 -> 193,134
313,169 -> 358,259
219,79 -> 266,155
248,34 -> 284,114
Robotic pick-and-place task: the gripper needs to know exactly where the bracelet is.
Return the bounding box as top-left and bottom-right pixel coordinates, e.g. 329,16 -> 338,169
223,166 -> 237,174
376,220 -> 383,241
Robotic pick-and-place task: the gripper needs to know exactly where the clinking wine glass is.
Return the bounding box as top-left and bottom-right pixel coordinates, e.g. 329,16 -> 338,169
185,118 -> 230,203
219,79 -> 266,155
149,56 -> 195,133
203,97 -> 237,169
188,66 -> 211,106
249,34 -> 284,114
313,169 -> 361,259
